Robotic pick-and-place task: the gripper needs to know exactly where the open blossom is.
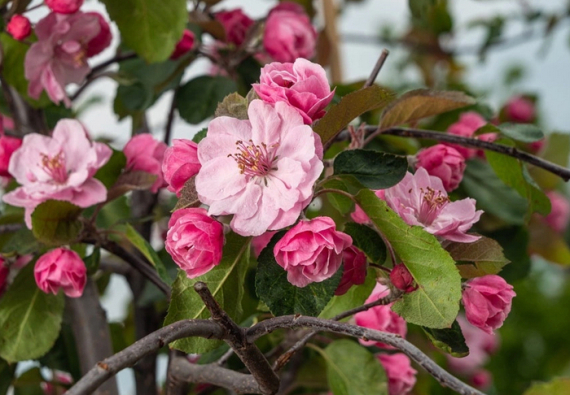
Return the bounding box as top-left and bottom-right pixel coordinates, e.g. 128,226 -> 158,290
351,189 -> 385,224
377,353 -> 417,395
384,168 -> 483,243
274,217 -> 352,287
505,96 -> 535,123
162,139 -> 200,196
253,59 -> 335,124
415,144 -> 465,192
462,275 -> 516,334
0,134 -> 22,178
124,134 -> 167,193
35,248 -> 86,298
446,112 -> 486,159
3,119 -> 111,228
355,283 -> 407,349
543,191 -> 570,233
170,29 -> 195,60
215,9 -> 254,46
7,15 -> 31,40
196,100 -> 324,236
335,245 -> 367,295
165,208 -> 224,279
45,0 -> 83,14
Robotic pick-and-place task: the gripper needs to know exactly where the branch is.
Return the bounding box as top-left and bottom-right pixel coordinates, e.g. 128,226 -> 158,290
363,49 -> 390,88
163,91 -> 177,145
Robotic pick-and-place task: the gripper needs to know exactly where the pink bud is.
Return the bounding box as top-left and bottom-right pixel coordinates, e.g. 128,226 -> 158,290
124,134 -> 168,193
446,112 -> 486,159
45,0 -> 84,14
214,9 -> 254,46
34,248 -> 87,298
7,15 -> 31,40
170,29 -> 196,60
462,275 -> 516,334
415,144 -> 465,192
544,191 -> 570,233
85,12 -> 112,57
162,139 -> 200,196
377,353 -> 417,395
528,139 -> 545,154
470,369 -> 492,390
251,231 -> 277,258
0,134 -> 22,178
274,217 -> 352,288
505,96 -> 535,123
165,208 -> 224,279
335,245 -> 367,296
0,258 -> 8,297
390,264 -> 416,293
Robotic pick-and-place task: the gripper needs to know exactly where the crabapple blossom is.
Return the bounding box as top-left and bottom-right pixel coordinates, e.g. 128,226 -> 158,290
377,353 -> 417,395
3,119 -> 111,228
505,96 -> 535,123
0,133 -> 22,178
251,231 -> 277,258
351,189 -> 385,224
84,12 -> 112,57
415,144 -> 465,191
543,191 -> 570,233
45,0 -> 83,14
390,264 -> 416,293
471,370 -> 492,390
124,134 -> 168,193
273,217 -> 352,287
7,15 -> 31,40
162,139 -> 200,196
34,248 -> 86,298
0,258 -> 8,296
334,245 -> 367,296
170,29 -> 195,60
195,99 -> 323,236
446,112 -> 487,159
215,9 -> 254,46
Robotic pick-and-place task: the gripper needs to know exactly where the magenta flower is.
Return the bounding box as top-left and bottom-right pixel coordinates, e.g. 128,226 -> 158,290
390,264 -> 416,293
3,119 -> 112,228
377,353 -> 417,395
170,29 -> 196,60
415,144 -> 466,192
84,12 -> 112,58
335,245 -> 367,296
162,139 -> 201,196
384,168 -> 483,243
45,0 -> 84,14
124,134 -> 168,193
7,15 -> 31,40
34,248 -> 86,298
196,99 -> 324,236
0,133 -> 22,178
215,8 -> 254,46
0,258 -> 8,297
505,95 -> 535,123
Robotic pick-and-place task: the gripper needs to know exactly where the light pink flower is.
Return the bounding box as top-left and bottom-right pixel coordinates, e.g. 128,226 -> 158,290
505,96 -> 535,123
162,139 -> 200,196
390,264 -> 416,293
170,29 -> 195,60
377,353 -> 417,395
446,112 -> 487,159
384,168 -> 483,243
274,217 -> 352,287
34,248 -> 86,298
415,144 -> 465,192
263,2 -> 317,63
253,59 -> 334,124
355,283 -> 407,349
196,99 -> 324,236
84,12 -> 112,58
462,275 -> 516,334
0,258 -> 8,297
0,134 -> 22,178
7,15 -> 31,40
351,189 -> 385,224
335,245 -> 367,296
543,191 -> 570,233
215,9 -> 254,46
124,134 -> 168,193
3,119 -> 111,228
165,208 -> 224,279
45,0 -> 83,14
252,231 -> 277,258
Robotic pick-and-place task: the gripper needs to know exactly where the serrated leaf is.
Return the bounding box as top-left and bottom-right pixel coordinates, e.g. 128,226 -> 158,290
446,237 -> 510,278
176,76 -> 237,124
422,320 -> 469,357
164,232 -> 250,354
214,92 -> 249,119
380,89 -> 475,129
355,189 -> 461,328
106,170 -> 158,202
173,177 -> 200,211
313,85 -> 394,145
497,123 -> 544,143
31,200 -> 83,246
0,264 -> 64,362
342,223 -> 386,264
524,378 -> 570,395
123,224 -> 172,285
333,150 -> 408,189
255,232 -> 342,317
319,268 -> 376,320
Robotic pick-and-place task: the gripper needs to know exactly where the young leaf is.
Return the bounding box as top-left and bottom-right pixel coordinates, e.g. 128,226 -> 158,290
106,171 -> 158,202
342,223 -> 387,264
31,200 -> 83,246
176,76 -> 238,124
355,189 -> 461,328
497,123 -> 544,143
446,237 -> 510,278
319,268 -> 376,320
123,224 -> 172,285
215,92 -> 249,120
333,150 -> 408,190
422,320 -> 469,357
172,177 -> 200,211
255,232 -> 342,317
164,232 -> 251,354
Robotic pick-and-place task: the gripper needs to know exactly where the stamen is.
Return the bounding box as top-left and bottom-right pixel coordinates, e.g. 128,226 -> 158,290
229,139 -> 279,178
40,151 -> 68,184
417,186 -> 449,224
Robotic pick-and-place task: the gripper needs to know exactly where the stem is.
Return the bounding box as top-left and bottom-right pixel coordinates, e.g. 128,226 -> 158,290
363,49 -> 390,88
163,91 -> 177,145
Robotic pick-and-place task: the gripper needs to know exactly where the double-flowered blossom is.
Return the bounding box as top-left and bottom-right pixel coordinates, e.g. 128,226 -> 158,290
334,245 -> 367,295
215,8 -> 254,46
384,168 -> 483,243
415,144 -> 465,192
446,112 -> 487,159
124,134 -> 168,193
162,139 -> 200,196
170,29 -> 196,60
253,59 -> 335,124
196,100 -> 323,236
3,120 -> 111,228
377,353 -> 417,395
34,248 -> 86,298
7,15 -> 31,40
274,217 -> 352,287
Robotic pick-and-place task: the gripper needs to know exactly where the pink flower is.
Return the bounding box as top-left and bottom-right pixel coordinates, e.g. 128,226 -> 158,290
505,96 -> 535,123
7,15 -> 31,40
263,2 -> 317,63
196,100 -> 324,236
25,12 -> 102,106
390,264 -> 416,293
543,191 -> 570,233
446,112 -> 486,159
252,231 -> 277,258
170,29 -> 195,60
0,134 -> 22,178
124,134 -> 167,193
335,245 -> 367,295
84,12 -> 112,57
462,275 -> 516,334
355,283 -> 407,349
162,139 -> 200,196
215,9 -> 254,46
377,353 -> 417,395
165,208 -> 224,279
3,119 -> 111,228
34,248 -> 86,298
273,217 -> 352,287
384,168 -> 483,243
476,132 -> 499,159
471,369 -> 492,390
253,59 -> 334,124
0,258 -> 8,296
45,0 -> 83,14
351,189 -> 385,224
415,144 -> 465,192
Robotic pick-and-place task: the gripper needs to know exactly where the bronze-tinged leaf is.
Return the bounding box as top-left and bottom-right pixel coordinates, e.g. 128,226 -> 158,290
215,92 -> 249,120
106,171 -> 158,202
446,237 -> 510,278
173,177 -> 201,211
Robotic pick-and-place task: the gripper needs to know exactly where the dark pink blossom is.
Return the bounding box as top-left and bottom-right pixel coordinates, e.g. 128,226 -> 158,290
84,12 -> 112,57
7,15 -> 31,40
390,264 -> 416,293
505,96 -> 535,123
0,133 -> 22,178
0,258 -> 8,297
335,245 -> 367,295
34,248 -> 86,298
252,231 -> 277,258
170,29 -> 195,60
215,9 -> 254,46
124,134 -> 168,193
377,353 -> 417,395
446,112 -> 486,159
415,144 -> 465,192
45,0 -> 83,14
162,139 -> 200,196
543,191 -> 570,233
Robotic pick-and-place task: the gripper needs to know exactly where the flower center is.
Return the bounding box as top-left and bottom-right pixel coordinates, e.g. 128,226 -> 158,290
417,186 -> 449,225
229,139 -> 279,178
40,151 -> 68,184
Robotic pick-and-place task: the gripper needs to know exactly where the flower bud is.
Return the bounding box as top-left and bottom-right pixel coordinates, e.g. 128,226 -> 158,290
415,144 -> 466,192
377,353 -> 417,395
446,112 -> 486,159
85,12 -> 112,57
0,134 -> 22,178
45,0 -> 84,14
170,29 -> 195,60
470,369 -> 492,390
34,248 -> 87,298
335,245 -> 367,296
162,139 -> 200,196
124,134 -> 168,193
544,191 -> 570,233
505,96 -> 535,123
215,9 -> 254,46
7,15 -> 31,40
390,264 -> 416,293
0,258 -> 8,296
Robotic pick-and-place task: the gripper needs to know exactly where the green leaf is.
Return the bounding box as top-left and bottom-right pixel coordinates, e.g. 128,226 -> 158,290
164,232 -> 250,354
176,76 -> 237,124
523,378 -> 570,395
354,189 -> 461,328
255,232 -> 342,317
93,149 -> 126,189
84,247 -> 101,275
123,224 -> 172,285
1,226 -> 42,256
321,178 -> 355,215
342,223 -> 386,264
422,320 -> 469,357
215,92 -> 249,120
333,150 -> 408,189
319,268 -> 376,320
31,200 -> 83,246
313,85 -> 394,145
100,0 -> 187,63
0,357 -> 16,395
192,128 -> 208,143
106,170 -> 158,201
0,264 -> 64,362
529,219 -> 570,266
321,340 -> 388,395
12,367 -> 44,395
446,237 -> 510,278
497,122 -> 544,143
380,89 -> 475,129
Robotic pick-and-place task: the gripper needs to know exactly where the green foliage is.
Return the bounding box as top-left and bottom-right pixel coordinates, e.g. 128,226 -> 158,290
192,128 -> 208,143
93,149 -> 127,189
321,178 -> 355,215
31,201 -> 83,246
214,92 -> 249,120
0,265 -> 64,363
446,237 -> 510,278
12,367 -> 44,395
422,320 -> 468,357
523,377 -> 570,395
355,189 -> 461,328
176,76 -> 237,124
486,227 -> 531,282
123,224 -> 172,285
496,123 -> 544,143
531,132 -> 570,190
1,227 -> 42,256
0,357 -> 15,395
319,268 -> 376,320
100,0 -> 187,63
333,150 -> 408,189
164,232 -> 250,354
342,223 -> 387,264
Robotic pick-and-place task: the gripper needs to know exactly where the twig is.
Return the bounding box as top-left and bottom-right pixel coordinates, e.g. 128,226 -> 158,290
194,282 -> 280,395
90,52 -> 137,76
216,348 -> 235,366
70,71 -> 116,102
164,91 -> 177,145
363,49 -> 390,88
